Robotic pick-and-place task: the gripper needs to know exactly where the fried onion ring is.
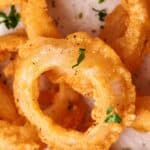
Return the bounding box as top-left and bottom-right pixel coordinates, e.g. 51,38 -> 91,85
14,32 -> 135,149
100,0 -> 149,71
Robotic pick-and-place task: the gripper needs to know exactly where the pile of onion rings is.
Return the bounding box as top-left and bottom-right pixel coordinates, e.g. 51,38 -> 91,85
0,0 -> 149,149
14,33 -> 135,149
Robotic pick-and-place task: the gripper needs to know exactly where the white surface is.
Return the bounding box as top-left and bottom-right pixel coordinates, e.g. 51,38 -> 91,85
111,128 -> 150,150
47,0 -> 120,36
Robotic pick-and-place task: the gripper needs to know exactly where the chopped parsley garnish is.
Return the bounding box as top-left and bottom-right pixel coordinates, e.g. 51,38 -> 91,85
92,8 -> 107,21
105,113 -> 122,123
0,5 -> 20,29
105,107 -> 122,123
78,12 -> 83,19
98,0 -> 105,3
72,48 -> 86,68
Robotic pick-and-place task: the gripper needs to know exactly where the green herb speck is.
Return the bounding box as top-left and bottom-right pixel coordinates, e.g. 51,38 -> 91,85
72,48 -> 86,68
0,5 -> 20,29
98,0 -> 105,3
105,107 -> 122,124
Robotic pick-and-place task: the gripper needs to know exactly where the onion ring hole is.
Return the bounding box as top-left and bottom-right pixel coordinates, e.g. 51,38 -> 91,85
38,74 -> 93,132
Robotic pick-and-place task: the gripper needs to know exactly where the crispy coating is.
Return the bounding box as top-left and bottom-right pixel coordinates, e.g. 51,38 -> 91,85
0,80 -> 43,149
0,0 -> 21,9
0,82 -> 18,122
0,29 -> 27,52
3,59 -> 16,79
0,121 -> 40,150
0,51 -> 11,62
21,0 -> 61,39
132,96 -> 150,132
14,32 -> 135,150
100,0 -> 149,71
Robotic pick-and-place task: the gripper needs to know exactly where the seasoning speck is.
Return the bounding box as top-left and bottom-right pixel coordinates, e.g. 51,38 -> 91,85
78,12 -> 83,19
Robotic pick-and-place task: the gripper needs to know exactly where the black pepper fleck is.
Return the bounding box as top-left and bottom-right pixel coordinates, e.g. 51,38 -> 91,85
67,101 -> 74,110
78,12 -> 83,19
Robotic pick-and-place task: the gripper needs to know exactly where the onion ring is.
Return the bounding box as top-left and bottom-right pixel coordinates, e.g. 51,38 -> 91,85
100,0 -> 149,71
14,32 -> 135,149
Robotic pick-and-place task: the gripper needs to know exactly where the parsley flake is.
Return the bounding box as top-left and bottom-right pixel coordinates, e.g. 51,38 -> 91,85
0,5 -> 20,29
72,48 -> 85,68
98,0 -> 105,3
105,107 -> 122,123
105,113 -> 122,123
